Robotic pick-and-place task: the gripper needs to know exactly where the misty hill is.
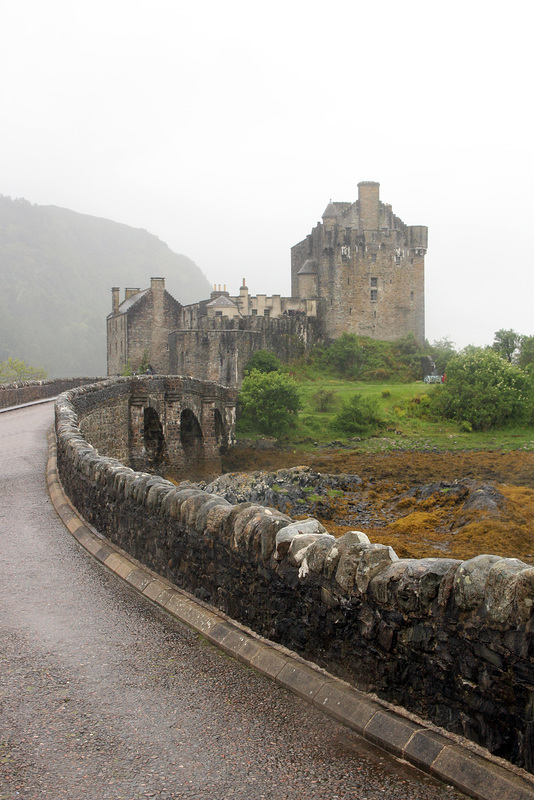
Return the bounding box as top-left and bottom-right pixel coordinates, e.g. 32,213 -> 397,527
0,196 -> 211,377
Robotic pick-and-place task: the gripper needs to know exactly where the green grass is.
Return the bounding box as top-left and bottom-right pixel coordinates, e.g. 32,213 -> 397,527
237,373 -> 534,453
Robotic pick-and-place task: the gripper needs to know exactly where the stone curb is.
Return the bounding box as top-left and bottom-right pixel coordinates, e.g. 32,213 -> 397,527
46,429 -> 534,800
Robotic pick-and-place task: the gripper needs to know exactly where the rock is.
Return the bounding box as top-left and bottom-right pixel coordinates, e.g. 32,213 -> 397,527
301,534 -> 337,573
287,533 -> 326,566
453,554 -> 504,611
484,558 -> 533,623
274,518 -> 327,560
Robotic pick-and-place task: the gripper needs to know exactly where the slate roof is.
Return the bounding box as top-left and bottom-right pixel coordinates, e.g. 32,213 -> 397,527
206,295 -> 238,308
298,259 -> 318,274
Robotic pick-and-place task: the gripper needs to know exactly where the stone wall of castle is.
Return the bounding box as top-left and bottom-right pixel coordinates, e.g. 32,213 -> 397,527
107,279 -> 182,376
169,315 -> 319,387
55,378 -> 534,773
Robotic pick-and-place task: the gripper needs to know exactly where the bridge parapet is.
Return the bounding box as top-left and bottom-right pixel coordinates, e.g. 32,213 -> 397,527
0,376 -> 104,409
54,377 -> 534,775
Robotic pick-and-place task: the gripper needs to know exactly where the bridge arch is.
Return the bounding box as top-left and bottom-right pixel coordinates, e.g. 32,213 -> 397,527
125,376 -> 237,478
143,406 -> 166,466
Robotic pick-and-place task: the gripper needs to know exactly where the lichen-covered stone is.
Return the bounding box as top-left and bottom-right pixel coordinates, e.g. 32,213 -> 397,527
453,554 -> 503,610
275,518 -> 326,560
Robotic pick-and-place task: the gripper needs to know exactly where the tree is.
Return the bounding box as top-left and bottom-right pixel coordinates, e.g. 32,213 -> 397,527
517,335 -> 534,371
239,369 -> 301,436
323,333 -> 365,379
244,350 -> 281,375
492,329 -> 521,363
0,357 -> 47,383
428,337 -> 457,375
430,349 -> 529,430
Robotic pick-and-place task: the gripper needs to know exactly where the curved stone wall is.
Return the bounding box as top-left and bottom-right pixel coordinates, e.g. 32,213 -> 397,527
54,378 -> 534,773
0,376 -> 103,409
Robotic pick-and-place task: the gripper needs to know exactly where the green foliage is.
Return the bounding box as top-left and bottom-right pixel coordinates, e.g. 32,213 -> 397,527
0,357 -> 47,383
429,349 -> 531,430
318,333 -> 425,382
137,350 -> 150,374
517,335 -> 534,371
322,333 -> 365,379
244,349 -> 281,375
492,329 -> 522,363
239,369 -> 301,437
121,360 -> 133,376
311,389 -> 338,412
331,393 -> 384,435
428,337 -> 457,375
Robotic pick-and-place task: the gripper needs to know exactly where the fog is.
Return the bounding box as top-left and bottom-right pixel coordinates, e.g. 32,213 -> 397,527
2,0 -> 532,348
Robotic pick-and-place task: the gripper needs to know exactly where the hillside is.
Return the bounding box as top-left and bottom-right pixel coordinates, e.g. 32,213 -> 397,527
0,195 -> 211,377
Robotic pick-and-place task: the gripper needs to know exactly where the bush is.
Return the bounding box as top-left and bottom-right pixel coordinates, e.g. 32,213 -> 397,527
239,369 -> 301,436
331,393 -> 384,435
311,389 -> 338,412
244,350 -> 282,375
322,333 -> 365,379
430,349 -> 530,430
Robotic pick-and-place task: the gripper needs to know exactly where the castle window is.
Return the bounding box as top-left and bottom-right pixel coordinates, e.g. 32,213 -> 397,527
252,309 -> 258,315
370,277 -> 378,287
410,291 -> 414,301
371,253 -> 377,262
215,311 -> 223,316
263,309 -> 270,317
371,290 -> 378,301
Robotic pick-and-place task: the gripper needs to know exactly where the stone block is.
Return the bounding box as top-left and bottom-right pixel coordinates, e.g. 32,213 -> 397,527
363,709 -> 424,758
277,662 -> 327,701
431,745 -> 534,800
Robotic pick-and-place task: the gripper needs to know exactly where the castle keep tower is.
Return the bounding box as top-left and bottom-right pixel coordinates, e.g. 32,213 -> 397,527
291,182 -> 427,343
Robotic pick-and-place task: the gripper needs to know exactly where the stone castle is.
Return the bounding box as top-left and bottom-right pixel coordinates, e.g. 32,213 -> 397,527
107,182 -> 427,386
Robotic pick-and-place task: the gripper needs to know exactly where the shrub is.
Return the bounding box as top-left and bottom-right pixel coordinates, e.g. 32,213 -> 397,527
331,393 -> 384,435
322,333 -> 365,379
239,369 -> 301,436
430,349 -> 530,430
244,350 -> 281,375
311,389 -> 338,412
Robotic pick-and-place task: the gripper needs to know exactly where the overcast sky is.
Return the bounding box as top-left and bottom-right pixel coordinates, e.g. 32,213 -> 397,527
1,0 -> 532,349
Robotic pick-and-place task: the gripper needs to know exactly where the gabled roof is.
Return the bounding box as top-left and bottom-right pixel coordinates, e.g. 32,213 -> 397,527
206,295 -> 238,308
118,288 -> 149,313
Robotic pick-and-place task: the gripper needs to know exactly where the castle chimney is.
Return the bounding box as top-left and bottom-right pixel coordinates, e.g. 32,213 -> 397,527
150,277 -> 165,294
112,287 -> 120,315
125,287 -> 140,300
358,181 -> 380,231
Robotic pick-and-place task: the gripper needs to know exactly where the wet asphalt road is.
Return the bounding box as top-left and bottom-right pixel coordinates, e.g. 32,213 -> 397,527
0,404 -> 467,800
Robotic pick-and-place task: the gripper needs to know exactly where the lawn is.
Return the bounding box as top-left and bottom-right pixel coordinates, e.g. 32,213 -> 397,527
237,375 -> 534,453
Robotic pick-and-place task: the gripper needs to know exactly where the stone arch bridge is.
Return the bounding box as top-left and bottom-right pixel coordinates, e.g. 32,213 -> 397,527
70,376 -> 237,480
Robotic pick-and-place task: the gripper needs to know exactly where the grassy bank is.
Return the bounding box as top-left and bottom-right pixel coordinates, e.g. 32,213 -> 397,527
237,375 -> 534,453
